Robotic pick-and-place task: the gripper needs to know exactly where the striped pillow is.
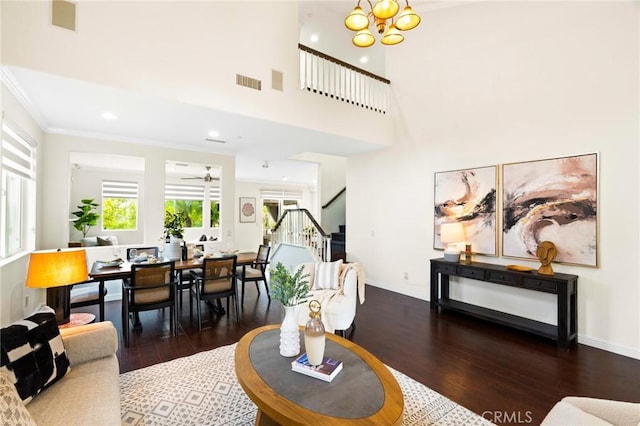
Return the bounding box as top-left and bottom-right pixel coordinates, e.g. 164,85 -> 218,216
314,260 -> 343,290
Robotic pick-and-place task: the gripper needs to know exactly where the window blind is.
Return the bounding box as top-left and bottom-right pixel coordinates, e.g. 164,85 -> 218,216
1,123 -> 35,180
165,184 -> 205,201
102,180 -> 138,199
260,189 -> 303,200
209,186 -> 220,202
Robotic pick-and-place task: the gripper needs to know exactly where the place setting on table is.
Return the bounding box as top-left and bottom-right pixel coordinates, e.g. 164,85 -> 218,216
89,245 -> 258,279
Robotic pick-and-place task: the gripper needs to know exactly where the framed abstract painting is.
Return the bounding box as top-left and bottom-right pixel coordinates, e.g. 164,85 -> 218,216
434,166 -> 498,256
501,153 -> 598,267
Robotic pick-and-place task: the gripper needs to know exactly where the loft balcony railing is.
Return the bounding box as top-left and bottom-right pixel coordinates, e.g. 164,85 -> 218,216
271,208 -> 331,262
299,43 -> 391,114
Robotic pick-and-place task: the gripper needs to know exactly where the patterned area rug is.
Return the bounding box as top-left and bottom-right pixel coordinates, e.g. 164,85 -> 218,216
120,343 -> 494,426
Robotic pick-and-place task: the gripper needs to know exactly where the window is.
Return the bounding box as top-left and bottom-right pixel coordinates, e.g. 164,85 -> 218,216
260,189 -> 303,229
165,184 -> 204,228
1,123 -> 36,258
102,180 -> 138,230
164,183 -> 221,229
210,186 -> 220,228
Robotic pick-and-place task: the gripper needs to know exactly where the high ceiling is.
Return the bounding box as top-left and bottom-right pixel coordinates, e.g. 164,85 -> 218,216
3,1 -> 464,185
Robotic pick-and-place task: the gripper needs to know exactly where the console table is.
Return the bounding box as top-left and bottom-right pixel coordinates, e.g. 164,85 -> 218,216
430,258 -> 578,348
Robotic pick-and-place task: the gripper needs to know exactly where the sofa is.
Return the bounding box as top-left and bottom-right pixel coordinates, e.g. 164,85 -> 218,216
1,321 -> 120,426
295,261 -> 365,336
80,236 -> 118,247
542,396 -> 640,425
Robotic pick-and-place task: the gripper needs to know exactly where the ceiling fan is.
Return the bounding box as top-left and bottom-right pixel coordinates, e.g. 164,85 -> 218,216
181,166 -> 219,183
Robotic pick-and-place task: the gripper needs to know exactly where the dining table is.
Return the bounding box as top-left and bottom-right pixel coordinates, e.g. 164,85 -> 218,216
88,251 -> 258,319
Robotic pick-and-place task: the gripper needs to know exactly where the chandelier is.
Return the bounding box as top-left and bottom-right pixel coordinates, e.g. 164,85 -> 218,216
344,0 -> 421,48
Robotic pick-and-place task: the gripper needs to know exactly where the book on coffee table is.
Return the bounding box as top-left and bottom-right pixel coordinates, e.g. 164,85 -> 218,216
291,353 -> 343,382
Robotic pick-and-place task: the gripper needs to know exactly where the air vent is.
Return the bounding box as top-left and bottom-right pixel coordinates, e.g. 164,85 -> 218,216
272,70 -> 283,91
205,138 -> 226,144
236,74 -> 262,91
52,0 -> 76,31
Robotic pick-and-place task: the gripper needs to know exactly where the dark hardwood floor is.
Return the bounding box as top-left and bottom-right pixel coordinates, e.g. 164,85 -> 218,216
79,284 -> 640,425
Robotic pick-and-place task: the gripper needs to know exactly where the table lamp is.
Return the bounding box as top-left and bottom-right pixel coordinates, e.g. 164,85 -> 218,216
25,249 -> 88,325
440,222 -> 466,262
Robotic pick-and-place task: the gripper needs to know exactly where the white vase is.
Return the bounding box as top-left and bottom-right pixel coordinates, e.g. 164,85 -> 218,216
279,305 -> 300,357
165,237 -> 182,261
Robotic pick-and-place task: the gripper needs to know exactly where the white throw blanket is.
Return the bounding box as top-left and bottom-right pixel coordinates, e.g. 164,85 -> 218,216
341,262 -> 366,304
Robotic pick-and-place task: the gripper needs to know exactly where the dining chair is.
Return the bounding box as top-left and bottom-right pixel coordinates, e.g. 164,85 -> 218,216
70,279 -> 107,321
189,255 -> 239,330
126,246 -> 159,261
177,244 -> 205,309
236,245 -> 271,309
122,260 -> 177,347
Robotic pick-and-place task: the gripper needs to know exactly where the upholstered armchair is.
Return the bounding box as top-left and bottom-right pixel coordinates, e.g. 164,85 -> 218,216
294,261 -> 364,337
542,396 -> 640,425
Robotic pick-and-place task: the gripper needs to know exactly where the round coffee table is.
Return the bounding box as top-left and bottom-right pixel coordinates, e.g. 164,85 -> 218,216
235,324 -> 403,425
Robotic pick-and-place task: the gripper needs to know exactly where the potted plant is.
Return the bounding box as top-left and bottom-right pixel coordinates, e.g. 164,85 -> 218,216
71,198 -> 100,238
270,262 -> 311,307
270,262 -> 311,357
163,211 -> 185,240
164,211 -> 186,260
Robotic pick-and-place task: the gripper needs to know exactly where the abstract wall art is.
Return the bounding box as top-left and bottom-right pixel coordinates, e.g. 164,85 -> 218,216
502,153 -> 598,266
239,197 -> 256,223
434,166 -> 498,256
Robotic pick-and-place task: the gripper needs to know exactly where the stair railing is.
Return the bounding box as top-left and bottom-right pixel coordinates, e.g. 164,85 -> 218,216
271,209 -> 331,262
299,44 -> 390,114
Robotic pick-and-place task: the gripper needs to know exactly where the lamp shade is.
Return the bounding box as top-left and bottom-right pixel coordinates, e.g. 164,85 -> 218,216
396,5 -> 421,31
440,222 -> 465,244
381,23 -> 404,45
345,6 -> 369,31
441,223 -> 465,262
353,29 -> 376,48
25,249 -> 88,288
372,0 -> 400,20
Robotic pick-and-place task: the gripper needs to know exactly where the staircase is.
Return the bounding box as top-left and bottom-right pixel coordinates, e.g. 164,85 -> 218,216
330,225 -> 346,262
271,209 -> 331,262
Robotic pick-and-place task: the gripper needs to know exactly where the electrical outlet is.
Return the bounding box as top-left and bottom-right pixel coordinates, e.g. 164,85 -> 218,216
403,272 -> 409,280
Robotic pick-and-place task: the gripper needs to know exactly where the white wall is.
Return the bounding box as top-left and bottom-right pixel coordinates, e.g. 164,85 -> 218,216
1,1 -> 393,151
291,152 -> 347,233
41,133 -> 236,251
69,168 -> 145,244
347,2 -> 639,358
1,84 -> 45,324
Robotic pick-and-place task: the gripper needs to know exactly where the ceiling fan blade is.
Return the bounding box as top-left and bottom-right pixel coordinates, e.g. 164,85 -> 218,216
181,177 -> 204,180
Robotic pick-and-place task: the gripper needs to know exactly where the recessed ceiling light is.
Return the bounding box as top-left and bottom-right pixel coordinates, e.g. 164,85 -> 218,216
102,112 -> 118,120
281,176 -> 288,181
310,34 -> 319,43
208,130 -> 220,138
360,56 -> 369,64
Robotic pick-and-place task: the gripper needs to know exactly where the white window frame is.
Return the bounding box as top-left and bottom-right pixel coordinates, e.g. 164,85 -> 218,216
1,122 -> 36,259
101,180 -> 139,231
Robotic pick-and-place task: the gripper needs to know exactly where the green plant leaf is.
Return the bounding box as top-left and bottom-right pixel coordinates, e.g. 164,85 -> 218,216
269,262 -> 310,307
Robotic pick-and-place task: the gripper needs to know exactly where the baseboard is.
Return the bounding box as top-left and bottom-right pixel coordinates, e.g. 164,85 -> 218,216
578,334 -> 640,360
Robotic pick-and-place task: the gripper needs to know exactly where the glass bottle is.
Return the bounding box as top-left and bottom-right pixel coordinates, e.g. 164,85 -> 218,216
304,300 -> 326,366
